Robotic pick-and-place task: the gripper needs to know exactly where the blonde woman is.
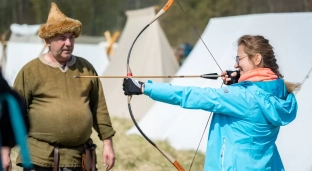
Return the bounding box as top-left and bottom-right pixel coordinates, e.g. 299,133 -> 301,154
123,35 -> 299,171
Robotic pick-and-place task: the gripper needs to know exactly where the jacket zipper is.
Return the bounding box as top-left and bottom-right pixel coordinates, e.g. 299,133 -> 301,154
221,138 -> 226,171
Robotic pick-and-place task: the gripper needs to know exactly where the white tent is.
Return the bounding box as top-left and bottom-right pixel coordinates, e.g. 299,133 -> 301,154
0,44 -> 3,68
127,12 -> 312,171
9,23 -> 43,43
3,24 -> 110,86
1,23 -> 43,81
101,6 -> 179,119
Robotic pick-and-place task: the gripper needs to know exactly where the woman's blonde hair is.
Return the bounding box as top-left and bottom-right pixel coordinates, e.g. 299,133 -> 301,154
238,35 -> 300,93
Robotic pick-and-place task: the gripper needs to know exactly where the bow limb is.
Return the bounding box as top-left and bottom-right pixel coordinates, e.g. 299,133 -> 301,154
126,0 -> 185,171
149,0 -> 175,24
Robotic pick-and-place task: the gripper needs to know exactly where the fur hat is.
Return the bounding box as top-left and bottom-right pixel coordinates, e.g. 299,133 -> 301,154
38,2 -> 82,39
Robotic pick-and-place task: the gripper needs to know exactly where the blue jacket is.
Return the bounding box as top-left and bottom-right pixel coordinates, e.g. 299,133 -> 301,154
143,79 -> 297,171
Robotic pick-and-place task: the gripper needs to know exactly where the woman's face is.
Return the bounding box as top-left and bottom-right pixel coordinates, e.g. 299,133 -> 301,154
234,44 -> 256,76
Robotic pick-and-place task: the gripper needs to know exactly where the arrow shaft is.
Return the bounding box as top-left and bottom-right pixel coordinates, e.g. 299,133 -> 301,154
75,75 -> 221,78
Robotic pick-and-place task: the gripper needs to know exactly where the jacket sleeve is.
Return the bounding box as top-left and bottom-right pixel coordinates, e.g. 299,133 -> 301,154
89,70 -> 116,140
143,81 -> 256,119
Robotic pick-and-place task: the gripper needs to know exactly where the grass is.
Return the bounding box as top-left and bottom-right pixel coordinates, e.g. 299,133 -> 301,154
11,117 -> 205,171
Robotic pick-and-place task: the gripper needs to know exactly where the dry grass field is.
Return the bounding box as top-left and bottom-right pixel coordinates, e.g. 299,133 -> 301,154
11,117 -> 205,171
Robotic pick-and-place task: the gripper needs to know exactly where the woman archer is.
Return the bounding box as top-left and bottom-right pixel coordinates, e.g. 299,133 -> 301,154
122,35 -> 299,171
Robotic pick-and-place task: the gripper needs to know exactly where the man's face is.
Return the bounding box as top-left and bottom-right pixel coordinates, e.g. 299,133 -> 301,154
46,32 -> 75,62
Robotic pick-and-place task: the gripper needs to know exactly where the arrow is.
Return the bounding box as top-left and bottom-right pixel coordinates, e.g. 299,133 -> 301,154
74,73 -> 220,79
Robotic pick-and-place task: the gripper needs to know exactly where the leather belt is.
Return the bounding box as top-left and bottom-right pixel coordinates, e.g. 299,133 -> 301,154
52,140 -> 97,171
83,142 -> 97,171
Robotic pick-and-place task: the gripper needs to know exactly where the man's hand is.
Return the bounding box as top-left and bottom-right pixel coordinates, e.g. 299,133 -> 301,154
102,138 -> 115,171
1,147 -> 12,171
122,78 -> 144,95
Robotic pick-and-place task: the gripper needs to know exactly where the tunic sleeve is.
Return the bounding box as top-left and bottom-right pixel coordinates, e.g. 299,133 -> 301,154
13,66 -> 32,109
89,72 -> 116,140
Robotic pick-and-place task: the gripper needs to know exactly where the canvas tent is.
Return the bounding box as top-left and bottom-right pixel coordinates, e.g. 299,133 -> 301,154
127,12 -> 312,171
9,23 -> 42,42
0,30 -> 4,67
0,43 -> 3,67
2,23 -> 44,85
3,24 -> 111,86
101,6 -> 179,119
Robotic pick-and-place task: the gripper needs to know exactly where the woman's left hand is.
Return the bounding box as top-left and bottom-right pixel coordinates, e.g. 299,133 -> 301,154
122,78 -> 144,95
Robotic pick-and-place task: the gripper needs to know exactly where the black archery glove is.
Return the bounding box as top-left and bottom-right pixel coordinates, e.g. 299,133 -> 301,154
123,78 -> 144,95
225,70 -> 240,85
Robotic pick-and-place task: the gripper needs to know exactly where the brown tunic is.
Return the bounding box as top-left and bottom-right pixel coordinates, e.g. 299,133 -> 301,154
14,55 -> 115,167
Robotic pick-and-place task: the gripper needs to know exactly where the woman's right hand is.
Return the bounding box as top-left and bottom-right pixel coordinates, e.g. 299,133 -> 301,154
221,71 -> 229,84
221,71 -> 240,85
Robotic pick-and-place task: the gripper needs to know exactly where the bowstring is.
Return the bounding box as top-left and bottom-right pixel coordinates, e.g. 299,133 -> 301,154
176,0 -> 222,72
176,1 -> 224,170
